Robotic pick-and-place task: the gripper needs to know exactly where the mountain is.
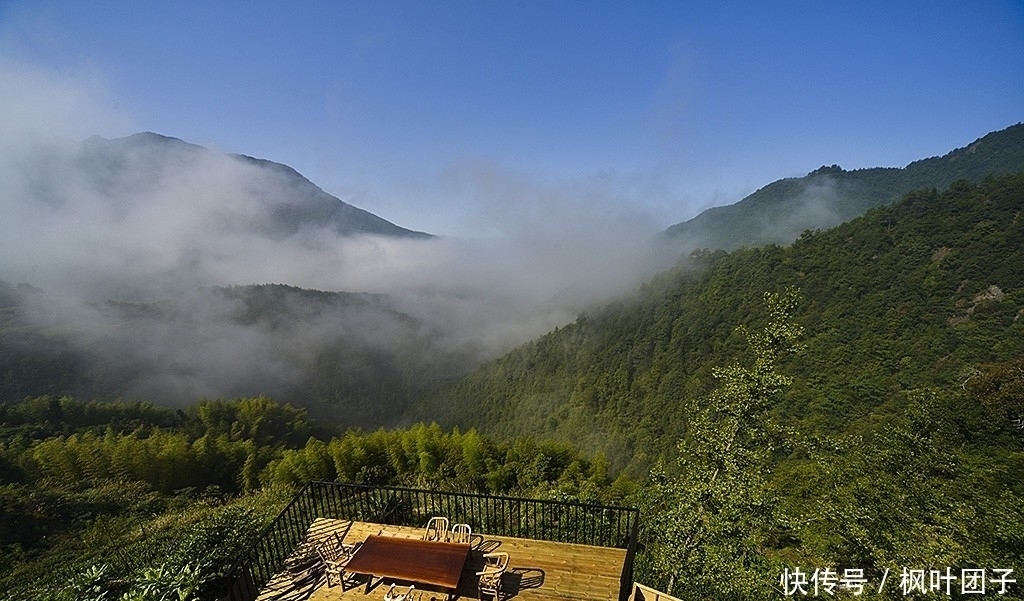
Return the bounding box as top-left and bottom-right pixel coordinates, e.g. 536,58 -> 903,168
78,132 -> 433,239
414,173 -> 1024,471
2,130 -> 435,300
662,123 -> 1024,250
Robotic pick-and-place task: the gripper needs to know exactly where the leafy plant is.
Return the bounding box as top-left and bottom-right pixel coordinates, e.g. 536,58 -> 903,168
126,563 -> 202,601
63,564 -> 116,601
642,288 -> 803,599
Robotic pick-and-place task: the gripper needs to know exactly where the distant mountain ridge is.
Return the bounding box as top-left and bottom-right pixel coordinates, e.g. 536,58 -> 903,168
80,132 -> 433,239
0,281 -> 469,426
663,122 -> 1024,250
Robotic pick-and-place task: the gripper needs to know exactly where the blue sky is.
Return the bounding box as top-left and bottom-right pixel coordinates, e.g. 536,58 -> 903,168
1,1 -> 1022,237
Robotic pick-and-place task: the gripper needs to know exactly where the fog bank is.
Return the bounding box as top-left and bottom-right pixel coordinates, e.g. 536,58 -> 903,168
0,61 -> 671,414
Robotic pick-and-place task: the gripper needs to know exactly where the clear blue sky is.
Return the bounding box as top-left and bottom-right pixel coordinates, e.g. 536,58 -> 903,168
2,1 -> 1022,236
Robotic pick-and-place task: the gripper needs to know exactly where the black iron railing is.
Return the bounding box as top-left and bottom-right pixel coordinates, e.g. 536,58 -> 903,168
219,481 -> 640,601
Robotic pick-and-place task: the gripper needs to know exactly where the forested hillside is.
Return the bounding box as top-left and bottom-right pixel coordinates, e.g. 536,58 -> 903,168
417,173 -> 1024,473
4,124 -> 1022,432
0,396 -> 613,599
663,123 -> 1024,250
409,174 -> 1024,598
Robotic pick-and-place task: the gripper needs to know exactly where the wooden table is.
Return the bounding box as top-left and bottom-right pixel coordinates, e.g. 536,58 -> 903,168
345,535 -> 471,596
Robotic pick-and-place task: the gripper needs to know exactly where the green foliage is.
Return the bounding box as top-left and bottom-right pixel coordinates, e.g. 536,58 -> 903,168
641,288 -> 802,599
186,396 -> 314,446
127,563 -> 202,601
2,149 -> 1023,599
0,395 -> 182,440
267,422 -> 610,498
966,356 -> 1024,428
777,388 -> 1024,599
62,562 -> 204,601
415,169 -> 1024,593
63,564 -> 116,601
0,484 -> 289,601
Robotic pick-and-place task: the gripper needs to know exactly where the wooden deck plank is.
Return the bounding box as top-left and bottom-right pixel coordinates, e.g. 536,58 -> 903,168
260,518 -> 626,601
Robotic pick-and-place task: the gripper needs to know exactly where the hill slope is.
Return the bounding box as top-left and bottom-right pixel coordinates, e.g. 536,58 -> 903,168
81,132 -> 433,239
663,123 -> 1024,250
415,173 -> 1024,470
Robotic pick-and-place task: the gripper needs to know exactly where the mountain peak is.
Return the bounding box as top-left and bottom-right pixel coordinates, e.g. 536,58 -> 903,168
662,123 -> 1024,251
85,132 -> 435,240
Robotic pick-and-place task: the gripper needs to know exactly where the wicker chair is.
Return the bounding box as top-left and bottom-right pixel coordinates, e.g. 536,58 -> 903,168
317,533 -> 358,589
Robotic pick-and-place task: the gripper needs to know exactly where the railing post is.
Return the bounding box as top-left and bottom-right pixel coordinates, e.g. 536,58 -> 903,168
619,510 -> 640,601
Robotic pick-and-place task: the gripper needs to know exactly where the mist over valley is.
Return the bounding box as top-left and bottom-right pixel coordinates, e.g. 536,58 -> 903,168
0,131 -> 672,424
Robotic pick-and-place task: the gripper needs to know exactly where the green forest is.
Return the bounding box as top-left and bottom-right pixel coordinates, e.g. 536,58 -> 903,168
420,174 -> 1024,471
0,396 -> 616,599
2,173 -> 1023,599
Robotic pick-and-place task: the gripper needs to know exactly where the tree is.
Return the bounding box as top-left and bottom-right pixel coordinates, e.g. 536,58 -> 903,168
966,356 -> 1024,430
642,287 -> 803,599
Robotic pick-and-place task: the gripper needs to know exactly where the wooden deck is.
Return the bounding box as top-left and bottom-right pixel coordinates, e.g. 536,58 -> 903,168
258,519 -> 627,601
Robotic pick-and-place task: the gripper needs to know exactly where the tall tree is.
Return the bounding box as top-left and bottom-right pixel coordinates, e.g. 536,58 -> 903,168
643,287 -> 803,598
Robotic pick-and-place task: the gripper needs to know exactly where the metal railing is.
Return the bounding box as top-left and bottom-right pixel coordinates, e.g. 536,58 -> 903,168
219,481 -> 640,601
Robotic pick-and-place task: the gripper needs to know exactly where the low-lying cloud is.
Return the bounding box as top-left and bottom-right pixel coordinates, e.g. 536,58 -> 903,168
0,57 -> 671,420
